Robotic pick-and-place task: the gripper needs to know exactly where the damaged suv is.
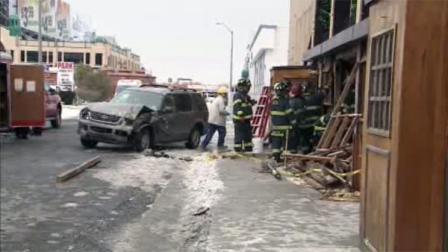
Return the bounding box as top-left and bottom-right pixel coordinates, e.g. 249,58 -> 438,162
78,87 -> 208,151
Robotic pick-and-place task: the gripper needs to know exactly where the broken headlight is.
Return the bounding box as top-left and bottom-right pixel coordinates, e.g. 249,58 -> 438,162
80,108 -> 90,120
124,118 -> 134,126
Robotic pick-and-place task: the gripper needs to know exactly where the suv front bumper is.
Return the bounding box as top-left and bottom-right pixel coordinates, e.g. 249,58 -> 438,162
78,119 -> 134,144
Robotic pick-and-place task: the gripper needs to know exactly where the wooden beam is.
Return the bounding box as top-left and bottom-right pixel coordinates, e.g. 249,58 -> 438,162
317,63 -> 360,148
285,153 -> 335,162
341,116 -> 360,146
332,62 -> 360,116
322,117 -> 342,148
331,116 -> 352,149
57,156 -> 101,183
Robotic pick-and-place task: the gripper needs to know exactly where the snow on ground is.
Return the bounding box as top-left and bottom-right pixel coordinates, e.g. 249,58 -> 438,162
182,154 -> 224,210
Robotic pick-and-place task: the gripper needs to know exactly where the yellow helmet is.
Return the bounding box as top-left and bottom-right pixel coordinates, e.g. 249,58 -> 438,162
217,87 -> 228,94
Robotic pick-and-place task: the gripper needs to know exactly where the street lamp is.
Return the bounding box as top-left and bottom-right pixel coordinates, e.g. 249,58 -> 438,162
216,22 -> 234,102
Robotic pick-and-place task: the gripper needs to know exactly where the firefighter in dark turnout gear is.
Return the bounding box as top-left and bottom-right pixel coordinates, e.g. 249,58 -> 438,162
299,87 -> 325,153
233,79 -> 255,152
289,83 -> 306,154
271,82 -> 294,162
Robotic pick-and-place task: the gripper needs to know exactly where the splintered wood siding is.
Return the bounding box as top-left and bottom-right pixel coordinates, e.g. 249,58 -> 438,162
368,28 -> 394,135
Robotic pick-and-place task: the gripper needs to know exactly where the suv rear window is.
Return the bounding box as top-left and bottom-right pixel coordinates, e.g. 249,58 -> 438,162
174,94 -> 192,112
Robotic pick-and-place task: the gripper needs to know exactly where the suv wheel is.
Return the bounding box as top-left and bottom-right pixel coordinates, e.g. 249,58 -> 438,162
186,127 -> 201,149
134,128 -> 151,152
51,108 -> 62,128
81,138 -> 98,148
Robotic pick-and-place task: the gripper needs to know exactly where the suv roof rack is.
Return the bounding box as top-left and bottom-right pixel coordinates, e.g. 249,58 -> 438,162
139,83 -> 198,93
140,83 -> 170,89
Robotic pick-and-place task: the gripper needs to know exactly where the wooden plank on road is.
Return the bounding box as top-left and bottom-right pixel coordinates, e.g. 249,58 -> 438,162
57,156 -> 102,183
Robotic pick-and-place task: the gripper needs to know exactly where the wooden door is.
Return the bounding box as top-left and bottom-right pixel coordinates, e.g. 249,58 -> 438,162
445,122 -> 448,249
361,25 -> 396,252
446,149 -> 448,249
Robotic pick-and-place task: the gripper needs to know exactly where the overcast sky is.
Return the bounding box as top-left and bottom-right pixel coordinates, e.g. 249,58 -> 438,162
66,0 -> 289,84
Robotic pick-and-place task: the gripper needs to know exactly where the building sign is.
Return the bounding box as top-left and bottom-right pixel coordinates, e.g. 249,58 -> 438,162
55,0 -> 70,39
17,0 -> 71,39
41,0 -> 58,38
56,62 -> 75,92
18,0 -> 39,30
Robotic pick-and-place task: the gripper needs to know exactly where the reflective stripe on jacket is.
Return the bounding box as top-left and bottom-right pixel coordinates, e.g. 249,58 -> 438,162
300,93 -> 324,129
289,96 -> 306,128
233,92 -> 253,121
271,95 -> 292,130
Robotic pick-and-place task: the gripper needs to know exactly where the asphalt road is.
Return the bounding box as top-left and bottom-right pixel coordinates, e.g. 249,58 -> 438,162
0,107 -> 360,252
0,110 -> 187,252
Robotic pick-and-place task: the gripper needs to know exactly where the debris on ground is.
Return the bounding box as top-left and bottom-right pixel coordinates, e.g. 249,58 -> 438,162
56,156 -> 102,182
320,189 -> 361,202
281,67 -> 361,201
179,157 -> 193,162
143,149 -> 193,162
193,207 -> 210,216
261,159 -> 282,180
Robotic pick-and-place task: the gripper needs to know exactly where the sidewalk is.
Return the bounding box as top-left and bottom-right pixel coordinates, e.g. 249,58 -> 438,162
200,122 -> 360,250
97,151 -> 360,252
100,122 -> 361,251
206,158 -> 360,251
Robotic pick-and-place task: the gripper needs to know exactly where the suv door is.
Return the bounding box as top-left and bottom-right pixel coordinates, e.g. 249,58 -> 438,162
173,93 -> 194,140
192,93 -> 209,124
157,94 -> 178,142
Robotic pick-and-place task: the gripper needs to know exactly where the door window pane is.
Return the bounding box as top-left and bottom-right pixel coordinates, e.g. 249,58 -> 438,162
367,29 -> 395,135
174,94 -> 192,112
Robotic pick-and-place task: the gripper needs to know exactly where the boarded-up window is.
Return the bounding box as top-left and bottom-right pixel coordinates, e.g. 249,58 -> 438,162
368,28 -> 395,135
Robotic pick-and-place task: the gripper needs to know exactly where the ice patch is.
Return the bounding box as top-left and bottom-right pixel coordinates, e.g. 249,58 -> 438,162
62,203 -> 78,208
50,233 -> 61,238
73,191 -> 89,197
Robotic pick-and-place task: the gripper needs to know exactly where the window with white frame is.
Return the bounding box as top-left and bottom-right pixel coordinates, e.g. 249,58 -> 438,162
368,28 -> 395,134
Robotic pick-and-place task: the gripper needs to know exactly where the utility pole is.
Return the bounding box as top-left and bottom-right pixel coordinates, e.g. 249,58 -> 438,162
216,22 -> 234,103
38,0 -> 43,64
230,29 -> 234,93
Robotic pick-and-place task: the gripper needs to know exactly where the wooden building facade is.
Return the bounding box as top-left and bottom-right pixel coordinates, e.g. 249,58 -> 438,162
360,1 -> 447,251
291,0 -> 448,250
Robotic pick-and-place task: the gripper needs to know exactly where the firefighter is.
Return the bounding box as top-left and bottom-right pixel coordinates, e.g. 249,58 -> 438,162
233,79 -> 255,152
271,82 -> 294,162
289,83 -> 306,154
314,113 -> 330,141
299,85 -> 325,154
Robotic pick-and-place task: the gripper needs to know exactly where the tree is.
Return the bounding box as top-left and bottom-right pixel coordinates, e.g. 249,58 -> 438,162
75,65 -> 112,102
